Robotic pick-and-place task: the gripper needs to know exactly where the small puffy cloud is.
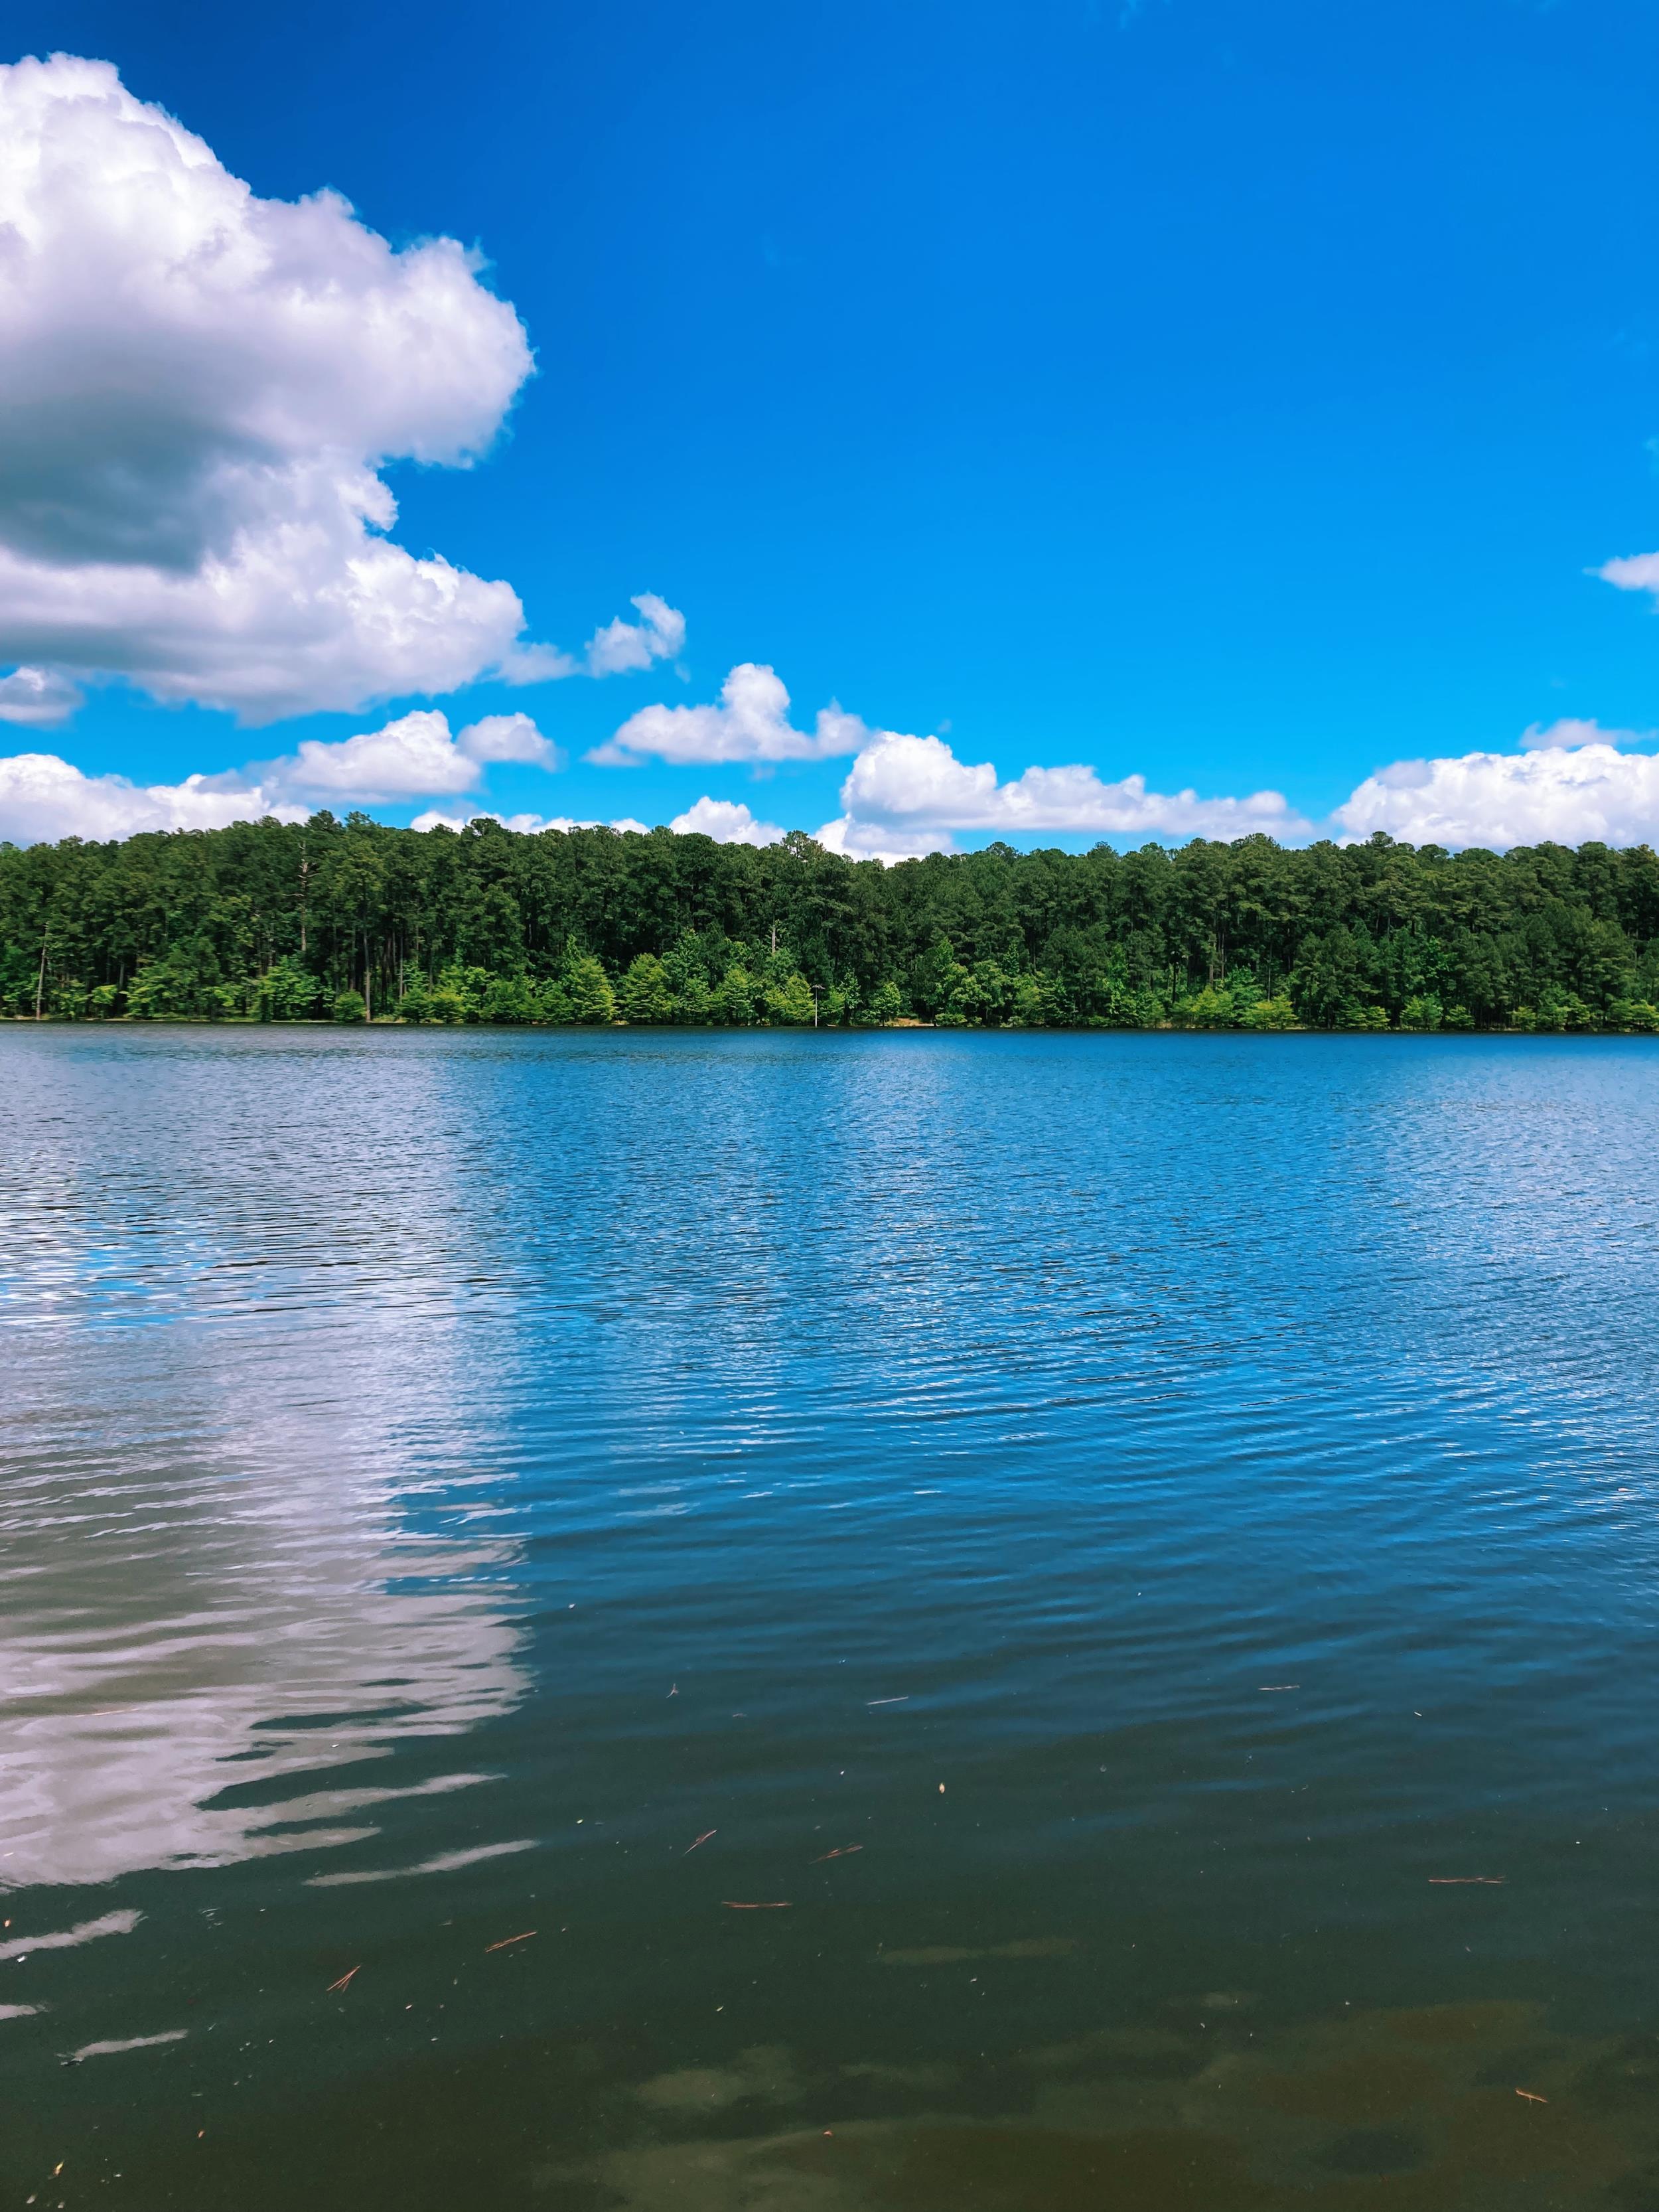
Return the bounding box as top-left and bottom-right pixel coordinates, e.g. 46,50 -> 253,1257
0,750 -> 302,843
451,712 -> 561,768
831,729 -> 1309,842
595,663 -> 867,766
1598,551 -> 1659,601
583,595 -> 686,678
0,53 -> 551,719
276,708 -> 557,802
668,796 -> 784,846
0,665 -> 82,727
410,808 -> 649,834
498,595 -> 688,688
1334,730 -> 1659,847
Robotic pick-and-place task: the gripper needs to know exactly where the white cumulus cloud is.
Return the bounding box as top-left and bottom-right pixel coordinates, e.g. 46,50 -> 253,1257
409,808 -> 649,835
0,665 -> 82,727
1598,551 -> 1659,602
499,595 -> 688,687
0,704 -> 563,839
1334,723 -> 1659,846
813,814 -> 957,863
668,796 -> 785,846
0,751 -> 303,844
275,709 -> 558,802
595,663 -> 867,766
583,595 -> 687,678
824,728 -> 1309,844
0,52 -> 553,720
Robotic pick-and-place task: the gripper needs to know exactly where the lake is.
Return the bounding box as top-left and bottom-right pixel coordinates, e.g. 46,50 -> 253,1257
4,1025 -> 1659,2210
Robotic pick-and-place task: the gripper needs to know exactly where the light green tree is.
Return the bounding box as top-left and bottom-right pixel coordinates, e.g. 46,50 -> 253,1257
764,971 -> 816,1025
619,953 -> 674,1023
562,952 -> 617,1025
715,964 -> 758,1023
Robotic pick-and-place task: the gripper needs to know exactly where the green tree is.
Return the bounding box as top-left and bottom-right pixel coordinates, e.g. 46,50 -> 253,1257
259,954 -> 321,1021
764,972 -> 816,1025
1240,994 -> 1297,1030
618,953 -> 674,1023
715,964 -> 758,1023
563,953 -> 617,1025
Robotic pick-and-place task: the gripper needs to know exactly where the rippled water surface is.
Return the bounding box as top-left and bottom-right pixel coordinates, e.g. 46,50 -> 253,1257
5,1026 -> 1659,2209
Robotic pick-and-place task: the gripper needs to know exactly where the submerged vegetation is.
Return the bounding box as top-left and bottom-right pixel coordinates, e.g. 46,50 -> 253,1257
5,811 -> 1659,1031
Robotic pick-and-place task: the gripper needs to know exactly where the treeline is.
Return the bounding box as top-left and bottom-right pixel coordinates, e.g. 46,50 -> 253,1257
5,810 -> 1659,1032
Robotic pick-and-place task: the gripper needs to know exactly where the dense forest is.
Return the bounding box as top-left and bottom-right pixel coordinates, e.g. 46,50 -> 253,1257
5,810 -> 1659,1031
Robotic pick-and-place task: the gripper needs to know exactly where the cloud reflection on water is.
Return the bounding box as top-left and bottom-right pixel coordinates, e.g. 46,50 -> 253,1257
0,1325 -> 529,1889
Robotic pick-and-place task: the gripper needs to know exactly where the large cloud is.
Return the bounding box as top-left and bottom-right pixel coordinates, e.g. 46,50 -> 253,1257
595,663 -> 867,766
0,53 -> 545,719
1333,721 -> 1659,846
822,728 -> 1310,845
0,707 -> 561,840
0,751 -> 305,842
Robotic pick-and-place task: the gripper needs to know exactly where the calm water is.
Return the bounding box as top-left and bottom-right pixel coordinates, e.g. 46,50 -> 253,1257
4,1026 -> 1659,2210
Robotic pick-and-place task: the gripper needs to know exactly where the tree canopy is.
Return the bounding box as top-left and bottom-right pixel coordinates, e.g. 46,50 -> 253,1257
5,810 -> 1659,1033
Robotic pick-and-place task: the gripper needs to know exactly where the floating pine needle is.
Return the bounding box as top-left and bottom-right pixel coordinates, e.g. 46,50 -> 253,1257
867,1697 -> 909,1706
668,1685 -> 678,1697
1516,2089 -> 1548,2104
326,1967 -> 361,1993
813,1846 -> 863,1863
484,1931 -> 537,1952
723,1901 -> 792,1910
1429,1876 -> 1506,1885
1258,1685 -> 1300,1692
684,1830 -> 717,1856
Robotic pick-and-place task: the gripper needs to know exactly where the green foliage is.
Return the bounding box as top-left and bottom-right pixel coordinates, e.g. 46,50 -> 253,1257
258,954 -> 321,1022
764,971 -> 816,1025
1240,994 -> 1297,1031
618,953 -> 674,1024
331,988 -> 366,1023
561,952 -> 617,1025
858,979 -> 903,1026
480,974 -> 540,1023
7,814 -> 1659,1035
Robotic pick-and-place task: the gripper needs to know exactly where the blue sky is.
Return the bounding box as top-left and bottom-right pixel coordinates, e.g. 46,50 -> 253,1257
7,0 -> 1659,851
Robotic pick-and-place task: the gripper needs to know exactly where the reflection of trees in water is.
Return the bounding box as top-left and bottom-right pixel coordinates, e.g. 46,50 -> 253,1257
0,1326 -> 528,1889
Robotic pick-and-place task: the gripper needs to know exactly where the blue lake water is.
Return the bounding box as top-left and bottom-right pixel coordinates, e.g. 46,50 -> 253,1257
4,1026 -> 1659,2209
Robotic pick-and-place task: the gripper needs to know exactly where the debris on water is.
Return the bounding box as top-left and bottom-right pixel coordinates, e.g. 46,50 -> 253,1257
684,1831 -> 717,1856
812,1846 -> 863,1862
1429,1877 -> 1504,1885
1517,2088 -> 1548,2104
867,1697 -> 908,1706
723,1901 -> 791,1910
484,1931 -> 536,1951
1259,1684 -> 1299,1692
326,1967 -> 360,1992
